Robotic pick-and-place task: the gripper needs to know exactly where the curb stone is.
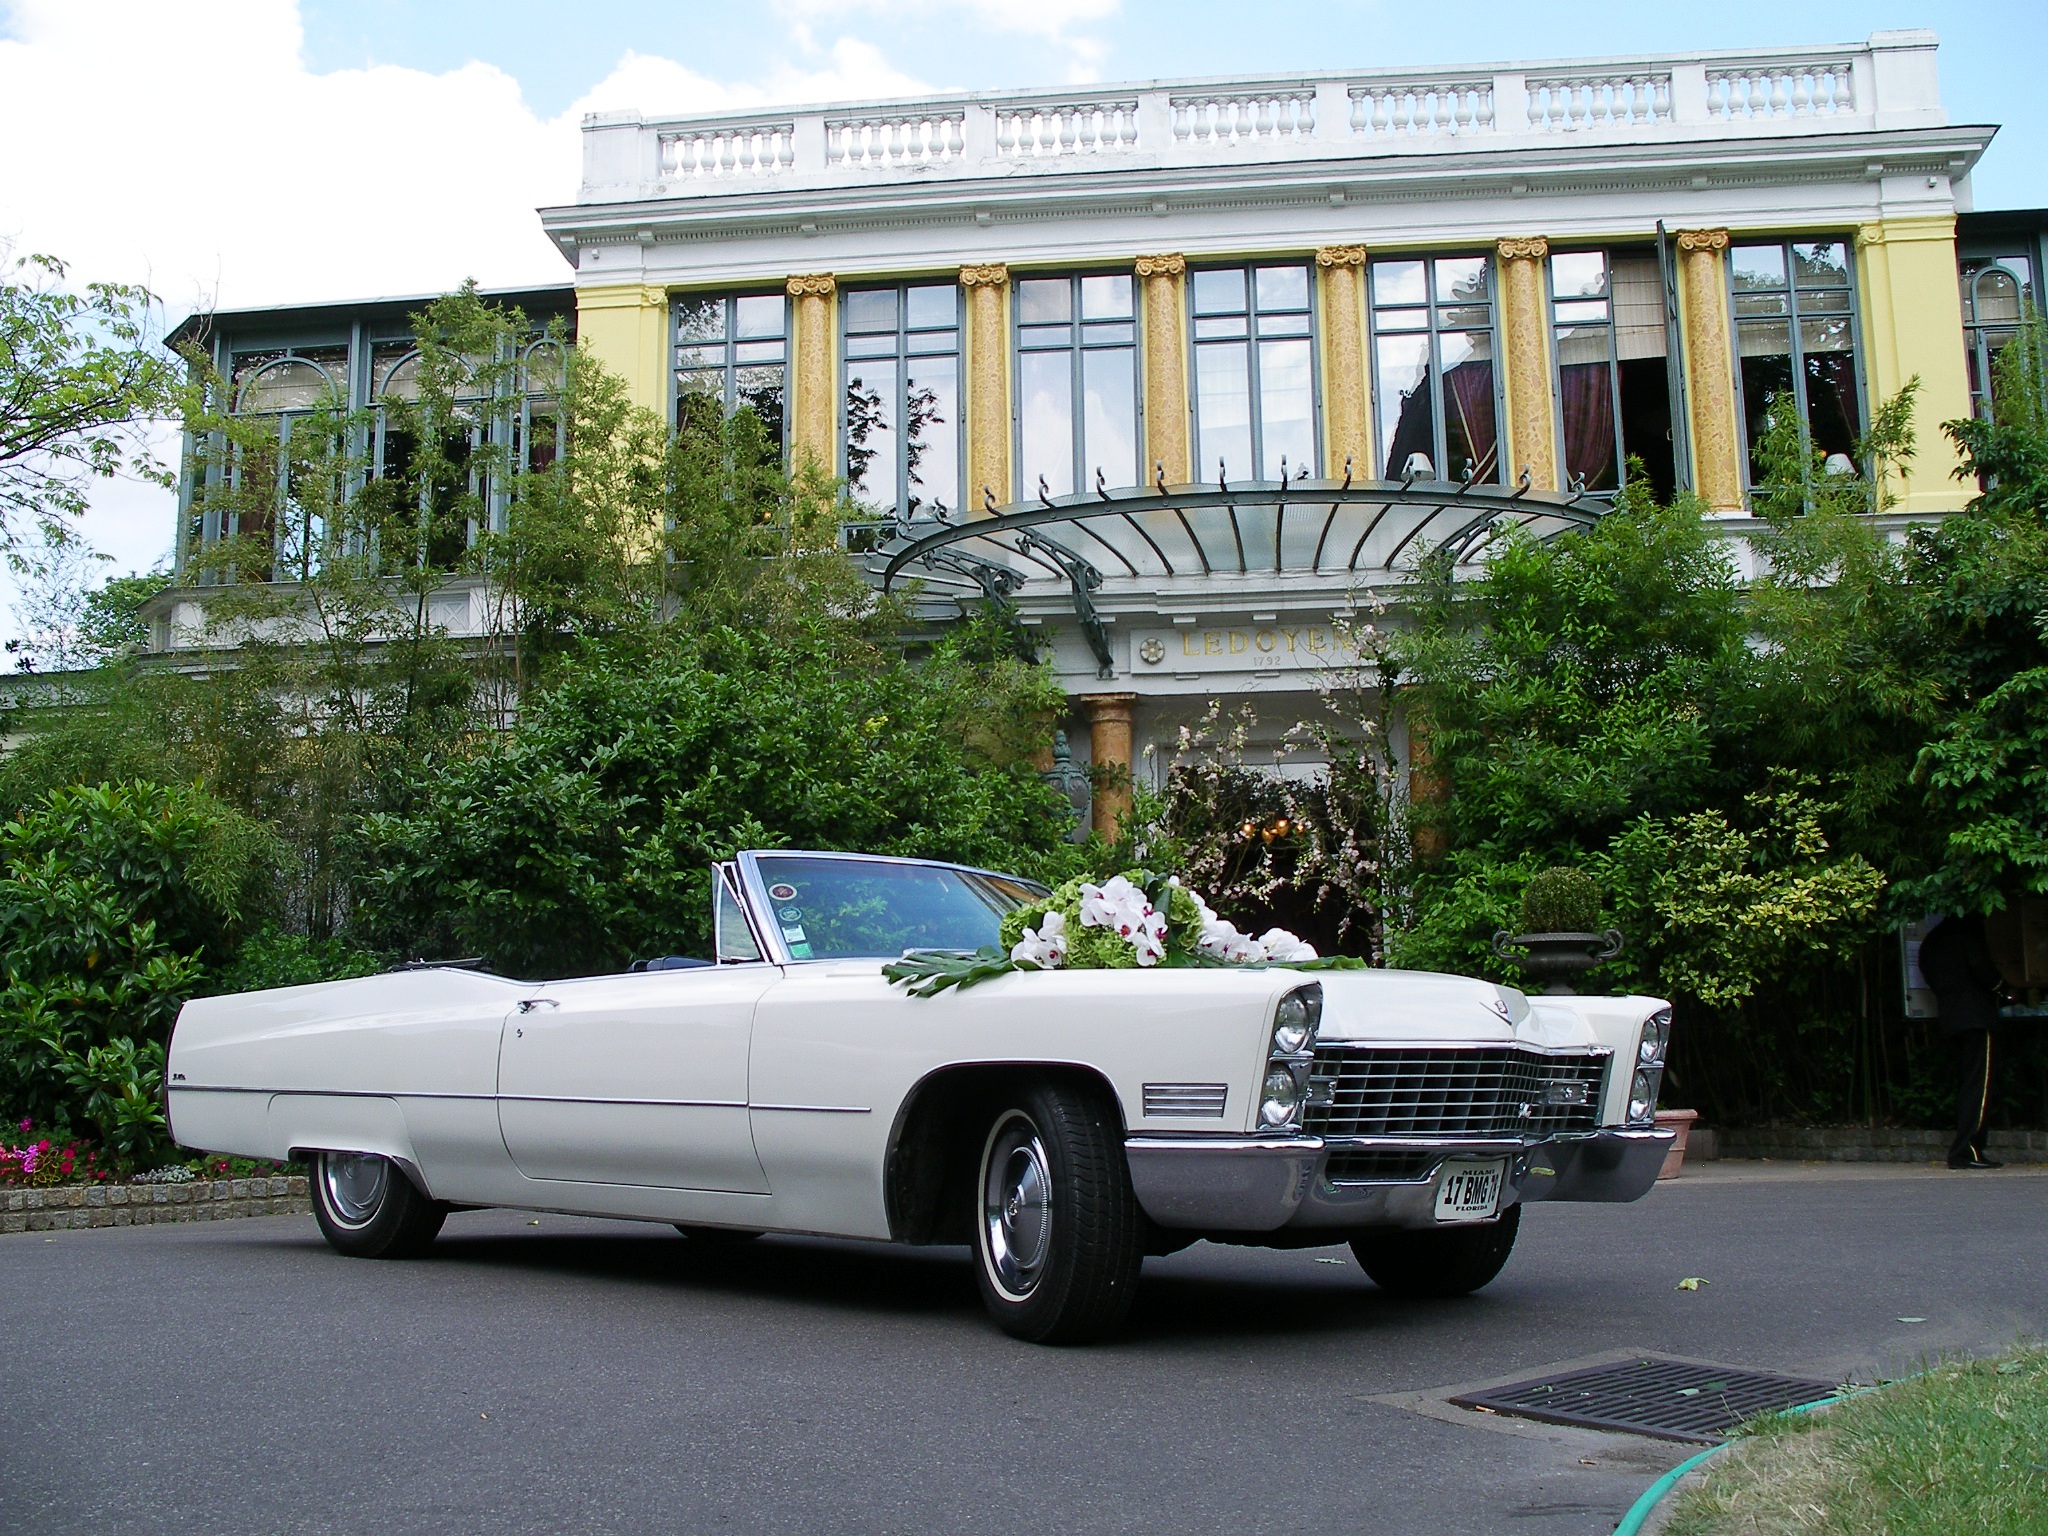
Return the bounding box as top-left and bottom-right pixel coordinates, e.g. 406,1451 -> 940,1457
0,1176 -> 309,1233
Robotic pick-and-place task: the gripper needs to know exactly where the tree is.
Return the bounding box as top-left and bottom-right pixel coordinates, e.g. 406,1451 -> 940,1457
354,620 -> 1077,977
0,251 -> 178,563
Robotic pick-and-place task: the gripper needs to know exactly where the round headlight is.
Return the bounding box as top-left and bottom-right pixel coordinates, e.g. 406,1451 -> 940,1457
1628,1068 -> 1659,1123
1259,1066 -> 1301,1127
1272,994 -> 1313,1055
1638,1011 -> 1671,1065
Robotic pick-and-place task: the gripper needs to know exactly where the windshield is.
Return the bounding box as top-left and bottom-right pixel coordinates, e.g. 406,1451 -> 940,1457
750,855 -> 1045,960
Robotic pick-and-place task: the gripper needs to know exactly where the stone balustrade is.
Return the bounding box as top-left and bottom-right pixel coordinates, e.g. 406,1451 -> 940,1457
576,33 -> 1943,203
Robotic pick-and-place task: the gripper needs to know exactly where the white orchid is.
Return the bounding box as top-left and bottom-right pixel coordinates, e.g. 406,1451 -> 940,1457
1077,874 -> 1169,967
1009,909 -> 1068,969
1257,928 -> 1319,962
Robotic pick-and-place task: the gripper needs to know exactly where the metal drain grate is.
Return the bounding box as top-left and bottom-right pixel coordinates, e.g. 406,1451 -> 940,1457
1451,1357 -> 1839,1443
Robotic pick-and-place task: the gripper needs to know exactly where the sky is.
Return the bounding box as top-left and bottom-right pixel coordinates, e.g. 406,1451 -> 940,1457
3,0 -> 2045,615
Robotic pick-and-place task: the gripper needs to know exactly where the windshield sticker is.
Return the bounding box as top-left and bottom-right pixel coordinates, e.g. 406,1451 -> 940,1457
787,940 -> 813,959
781,925 -> 808,944
779,906 -> 802,923
768,883 -> 798,901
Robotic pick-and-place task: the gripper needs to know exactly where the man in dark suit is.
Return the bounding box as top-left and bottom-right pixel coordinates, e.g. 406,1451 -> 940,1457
1916,913 -> 2006,1169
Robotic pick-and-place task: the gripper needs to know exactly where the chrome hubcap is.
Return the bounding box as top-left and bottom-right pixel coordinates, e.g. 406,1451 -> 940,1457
981,1112 -> 1052,1302
322,1152 -> 389,1227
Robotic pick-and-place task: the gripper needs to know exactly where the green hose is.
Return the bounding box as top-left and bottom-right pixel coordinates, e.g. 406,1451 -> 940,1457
1609,1390 -> 1853,1535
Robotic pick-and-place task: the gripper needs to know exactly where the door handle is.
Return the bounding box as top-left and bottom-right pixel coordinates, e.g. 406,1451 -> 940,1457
517,998 -> 559,1013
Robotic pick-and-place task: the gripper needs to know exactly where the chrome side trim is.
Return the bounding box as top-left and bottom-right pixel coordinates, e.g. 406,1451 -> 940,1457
751,1103 -> 873,1114
172,1085 -> 789,1111
1142,1082 -> 1229,1118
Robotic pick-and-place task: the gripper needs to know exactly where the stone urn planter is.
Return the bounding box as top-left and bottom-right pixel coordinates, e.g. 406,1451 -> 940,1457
1489,928 -> 1625,995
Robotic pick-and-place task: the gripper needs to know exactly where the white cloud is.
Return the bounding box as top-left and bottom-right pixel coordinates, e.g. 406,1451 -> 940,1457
569,37 -> 930,120
771,0 -> 1119,80
0,0 -> 934,622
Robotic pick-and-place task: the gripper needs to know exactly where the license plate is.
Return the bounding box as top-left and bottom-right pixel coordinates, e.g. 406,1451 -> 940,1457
1434,1159 -> 1506,1223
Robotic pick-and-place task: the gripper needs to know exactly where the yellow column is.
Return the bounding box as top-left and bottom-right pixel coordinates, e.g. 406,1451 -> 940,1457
1082,692 -> 1138,841
1673,229 -> 1746,515
573,283 -> 670,418
959,264 -> 1011,510
786,273 -> 837,481
1316,246 -> 1371,480
1495,237 -> 1558,491
1856,217 -> 1973,514
1136,254 -> 1192,484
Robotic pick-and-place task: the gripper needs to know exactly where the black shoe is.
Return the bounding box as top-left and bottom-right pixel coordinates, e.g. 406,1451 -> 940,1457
1948,1153 -> 2004,1170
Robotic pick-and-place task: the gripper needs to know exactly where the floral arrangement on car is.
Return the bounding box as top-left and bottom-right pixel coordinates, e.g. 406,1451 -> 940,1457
883,869 -> 1362,996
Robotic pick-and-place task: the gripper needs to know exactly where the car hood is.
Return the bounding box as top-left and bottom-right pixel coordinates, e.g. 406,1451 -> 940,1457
1312,968 -> 1595,1051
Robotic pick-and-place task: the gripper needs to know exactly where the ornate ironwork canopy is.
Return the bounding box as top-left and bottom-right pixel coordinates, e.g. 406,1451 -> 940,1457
868,470 -> 1606,676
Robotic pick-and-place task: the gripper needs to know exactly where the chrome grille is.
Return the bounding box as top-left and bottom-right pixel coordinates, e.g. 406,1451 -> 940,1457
1305,1045 -> 1609,1138
1143,1082 -> 1228,1118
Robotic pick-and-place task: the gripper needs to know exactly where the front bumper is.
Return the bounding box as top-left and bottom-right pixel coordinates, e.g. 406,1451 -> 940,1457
1124,1127 -> 1674,1233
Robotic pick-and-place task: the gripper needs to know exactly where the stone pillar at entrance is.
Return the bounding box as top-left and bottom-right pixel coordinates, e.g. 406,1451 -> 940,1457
1496,236 -> 1558,492
786,273 -> 838,482
1672,230 -> 1746,515
1135,254 -> 1191,484
1081,693 -> 1138,841
959,263 -> 1012,509
1316,245 -> 1371,479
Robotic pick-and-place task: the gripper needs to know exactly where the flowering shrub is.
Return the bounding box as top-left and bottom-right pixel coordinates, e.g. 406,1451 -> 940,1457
0,1121 -> 109,1187
888,869 -> 1339,995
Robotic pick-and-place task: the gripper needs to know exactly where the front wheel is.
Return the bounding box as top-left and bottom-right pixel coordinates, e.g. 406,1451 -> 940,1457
310,1151 -> 447,1259
972,1081 -> 1144,1344
1350,1204 -> 1520,1298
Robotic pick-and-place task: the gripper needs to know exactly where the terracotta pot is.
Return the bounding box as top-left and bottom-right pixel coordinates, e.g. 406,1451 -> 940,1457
1655,1108 -> 1699,1180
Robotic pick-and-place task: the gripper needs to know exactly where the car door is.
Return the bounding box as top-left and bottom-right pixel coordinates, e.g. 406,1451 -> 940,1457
496,887 -> 780,1191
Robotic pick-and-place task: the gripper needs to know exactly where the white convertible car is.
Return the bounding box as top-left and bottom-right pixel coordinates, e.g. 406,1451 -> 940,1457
167,851 -> 1674,1342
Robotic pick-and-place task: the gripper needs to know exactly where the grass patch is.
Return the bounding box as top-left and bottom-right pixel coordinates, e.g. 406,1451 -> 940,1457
1662,1343 -> 2048,1535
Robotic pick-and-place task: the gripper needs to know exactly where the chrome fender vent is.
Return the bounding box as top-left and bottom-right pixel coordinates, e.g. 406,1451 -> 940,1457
1143,1083 -> 1228,1118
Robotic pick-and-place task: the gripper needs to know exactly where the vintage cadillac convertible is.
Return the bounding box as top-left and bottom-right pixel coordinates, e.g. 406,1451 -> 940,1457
167,851 -> 1675,1342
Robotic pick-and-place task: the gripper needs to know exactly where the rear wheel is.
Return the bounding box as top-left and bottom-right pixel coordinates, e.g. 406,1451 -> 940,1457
310,1151 -> 446,1259
972,1080 -> 1144,1344
1350,1204 -> 1520,1298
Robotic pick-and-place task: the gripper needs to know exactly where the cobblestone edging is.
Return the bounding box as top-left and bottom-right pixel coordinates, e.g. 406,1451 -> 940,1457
1,1176 -> 309,1233
1706,1126 -> 2048,1164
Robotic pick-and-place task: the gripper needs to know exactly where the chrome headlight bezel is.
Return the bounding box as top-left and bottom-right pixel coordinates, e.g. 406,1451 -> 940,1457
1261,983 -> 1323,1130
1626,1009 -> 1673,1125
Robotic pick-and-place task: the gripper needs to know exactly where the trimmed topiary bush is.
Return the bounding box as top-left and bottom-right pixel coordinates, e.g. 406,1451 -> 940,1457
1520,866 -> 1603,935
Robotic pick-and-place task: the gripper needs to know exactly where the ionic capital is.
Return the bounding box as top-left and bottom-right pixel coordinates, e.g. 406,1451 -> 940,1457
1496,236 -> 1550,263
786,273 -> 836,298
1134,253 -> 1186,279
1316,245 -> 1368,269
1674,228 -> 1730,254
958,263 -> 1009,289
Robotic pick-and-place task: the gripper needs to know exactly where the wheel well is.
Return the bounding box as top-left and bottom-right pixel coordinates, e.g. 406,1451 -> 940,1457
884,1063 -> 1125,1245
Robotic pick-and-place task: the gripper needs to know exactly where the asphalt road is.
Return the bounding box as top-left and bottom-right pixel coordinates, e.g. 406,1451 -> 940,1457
3,1162 -> 2042,1536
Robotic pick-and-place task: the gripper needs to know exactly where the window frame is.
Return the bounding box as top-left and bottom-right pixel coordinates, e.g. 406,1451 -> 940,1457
838,279 -> 965,519
1957,252 -> 2038,421
1009,270 -> 1143,500
1365,251 -> 1505,485
1185,260 -> 1323,482
671,289 -> 791,454
1725,234 -> 1869,488
1543,245 -> 1681,499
